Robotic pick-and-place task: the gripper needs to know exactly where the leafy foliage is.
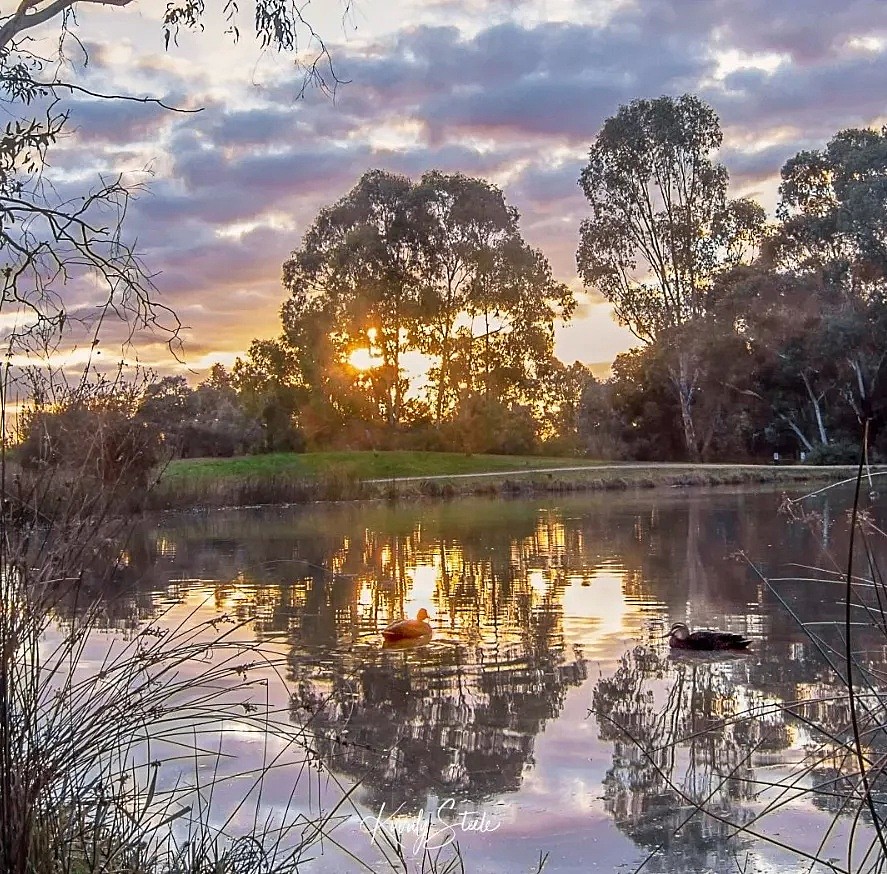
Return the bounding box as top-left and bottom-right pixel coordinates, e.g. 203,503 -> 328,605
17,374 -> 162,493
577,94 -> 763,343
577,94 -> 765,460
277,168 -> 576,449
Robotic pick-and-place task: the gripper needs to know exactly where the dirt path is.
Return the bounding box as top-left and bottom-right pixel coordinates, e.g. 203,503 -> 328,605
365,462 -> 853,484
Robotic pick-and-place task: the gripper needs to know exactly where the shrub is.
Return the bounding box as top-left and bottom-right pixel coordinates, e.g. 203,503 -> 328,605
448,395 -> 539,455
803,440 -> 878,465
18,403 -> 162,490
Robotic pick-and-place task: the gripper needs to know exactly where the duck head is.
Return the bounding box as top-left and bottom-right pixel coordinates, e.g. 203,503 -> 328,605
417,608 -> 430,621
667,622 -> 690,641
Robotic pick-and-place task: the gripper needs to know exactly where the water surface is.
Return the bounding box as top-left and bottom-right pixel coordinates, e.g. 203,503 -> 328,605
91,485 -> 885,872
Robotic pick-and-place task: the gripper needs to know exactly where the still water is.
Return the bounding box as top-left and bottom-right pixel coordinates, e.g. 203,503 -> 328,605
95,484 -> 886,873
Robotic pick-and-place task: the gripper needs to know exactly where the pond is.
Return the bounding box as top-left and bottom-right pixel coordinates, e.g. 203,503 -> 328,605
85,483 -> 887,873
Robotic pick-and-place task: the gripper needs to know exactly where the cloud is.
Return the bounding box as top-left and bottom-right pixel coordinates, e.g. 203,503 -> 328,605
213,107 -> 304,145
66,98 -> 172,144
508,162 -> 585,213
324,19 -> 713,143
713,53 -> 887,139
28,0 -> 887,373
632,0 -> 886,63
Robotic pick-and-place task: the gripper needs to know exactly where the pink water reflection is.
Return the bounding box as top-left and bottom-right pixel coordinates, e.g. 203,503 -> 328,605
58,486 -> 886,872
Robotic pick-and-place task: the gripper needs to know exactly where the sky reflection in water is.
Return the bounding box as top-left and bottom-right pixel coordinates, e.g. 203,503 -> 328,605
84,486 -> 886,873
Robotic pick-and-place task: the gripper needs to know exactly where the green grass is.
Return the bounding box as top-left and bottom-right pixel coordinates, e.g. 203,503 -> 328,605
146,450 -> 859,511
161,450 -> 602,483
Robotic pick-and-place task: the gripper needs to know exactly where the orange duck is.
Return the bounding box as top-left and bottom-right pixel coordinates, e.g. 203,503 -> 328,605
381,608 -> 432,642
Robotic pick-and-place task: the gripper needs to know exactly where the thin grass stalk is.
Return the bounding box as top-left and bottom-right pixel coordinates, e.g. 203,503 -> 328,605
597,712 -> 849,874
843,420 -> 887,865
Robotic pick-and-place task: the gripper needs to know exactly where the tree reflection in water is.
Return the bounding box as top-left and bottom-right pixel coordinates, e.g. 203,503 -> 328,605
288,622 -> 587,811
592,645 -> 793,873
54,490 -> 882,869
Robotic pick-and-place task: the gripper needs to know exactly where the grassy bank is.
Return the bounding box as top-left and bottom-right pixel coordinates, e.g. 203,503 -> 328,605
158,450 -> 605,481
148,451 -> 862,510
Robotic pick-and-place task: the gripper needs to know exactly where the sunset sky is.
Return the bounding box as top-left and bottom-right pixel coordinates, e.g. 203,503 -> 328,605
53,0 -> 887,379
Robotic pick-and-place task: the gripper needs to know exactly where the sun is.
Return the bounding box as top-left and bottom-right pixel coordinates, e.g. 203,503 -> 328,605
348,328 -> 384,371
348,347 -> 382,371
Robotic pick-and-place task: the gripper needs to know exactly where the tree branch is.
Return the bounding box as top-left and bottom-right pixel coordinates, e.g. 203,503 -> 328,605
30,79 -> 203,114
1,0 -> 133,50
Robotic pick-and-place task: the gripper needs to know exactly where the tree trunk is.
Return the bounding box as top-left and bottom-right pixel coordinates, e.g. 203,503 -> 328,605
700,413 -> 719,462
390,347 -> 399,428
782,416 -> 814,453
392,297 -> 401,428
435,329 -> 450,424
435,290 -> 455,424
679,391 -> 699,462
483,309 -> 491,398
671,353 -> 700,462
800,371 -> 828,445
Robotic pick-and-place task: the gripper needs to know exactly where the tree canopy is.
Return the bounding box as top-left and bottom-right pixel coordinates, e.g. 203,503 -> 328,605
276,168 -> 577,451
577,94 -> 765,459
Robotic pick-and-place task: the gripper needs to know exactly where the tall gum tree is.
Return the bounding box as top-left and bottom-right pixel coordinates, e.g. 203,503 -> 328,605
415,171 -> 519,423
282,170 -> 425,429
281,169 -> 575,434
577,94 -> 763,460
769,126 -> 887,441
416,170 -> 574,423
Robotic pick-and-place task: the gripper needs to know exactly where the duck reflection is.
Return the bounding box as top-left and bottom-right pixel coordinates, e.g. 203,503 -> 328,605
381,633 -> 431,650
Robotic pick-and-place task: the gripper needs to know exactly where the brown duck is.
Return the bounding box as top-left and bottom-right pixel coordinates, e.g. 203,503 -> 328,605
381,608 -> 432,642
666,622 -> 751,651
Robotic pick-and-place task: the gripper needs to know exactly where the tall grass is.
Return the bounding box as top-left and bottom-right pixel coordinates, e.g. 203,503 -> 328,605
734,447 -> 887,873
0,379 -> 482,873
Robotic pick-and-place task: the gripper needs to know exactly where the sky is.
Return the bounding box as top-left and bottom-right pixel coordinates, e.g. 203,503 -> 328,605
41,0 -> 887,379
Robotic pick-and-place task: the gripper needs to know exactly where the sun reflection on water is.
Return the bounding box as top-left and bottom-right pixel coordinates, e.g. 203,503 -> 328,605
79,488 -> 883,873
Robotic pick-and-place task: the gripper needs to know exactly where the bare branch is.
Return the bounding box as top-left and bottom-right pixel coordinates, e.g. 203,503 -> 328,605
29,78 -> 204,113
0,0 -> 136,50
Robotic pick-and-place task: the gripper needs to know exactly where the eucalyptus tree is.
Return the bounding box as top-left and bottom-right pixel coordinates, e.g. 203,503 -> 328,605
231,338 -> 309,450
281,169 -> 574,435
417,170 -> 574,423
414,171 -> 518,422
535,359 -> 595,453
577,94 -> 764,460
455,235 -> 574,406
282,169 -> 426,429
769,126 -> 887,439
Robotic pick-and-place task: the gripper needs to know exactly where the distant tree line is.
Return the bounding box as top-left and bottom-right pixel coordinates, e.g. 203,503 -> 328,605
16,96 -> 887,464
577,96 -> 887,463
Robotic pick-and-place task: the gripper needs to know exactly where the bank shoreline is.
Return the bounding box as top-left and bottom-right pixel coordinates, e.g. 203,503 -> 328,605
149,461 -> 872,512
